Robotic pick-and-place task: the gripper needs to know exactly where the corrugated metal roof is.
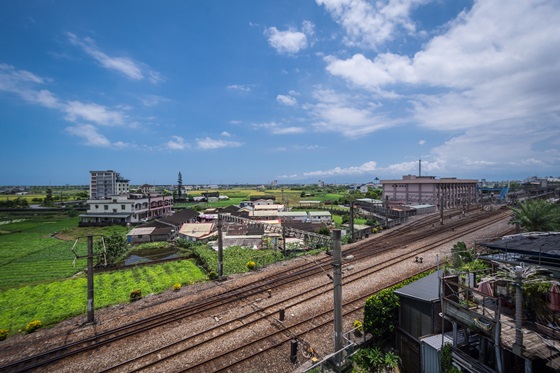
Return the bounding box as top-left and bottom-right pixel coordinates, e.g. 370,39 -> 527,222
308,211 -> 331,216
128,227 -> 156,235
420,334 -> 452,350
394,270 -> 442,302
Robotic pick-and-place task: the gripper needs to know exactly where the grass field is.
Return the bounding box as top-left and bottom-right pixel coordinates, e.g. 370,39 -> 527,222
0,260 -> 206,334
0,216 -> 128,290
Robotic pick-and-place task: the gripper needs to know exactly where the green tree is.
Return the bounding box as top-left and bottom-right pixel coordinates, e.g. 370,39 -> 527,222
363,288 -> 399,342
97,233 -> 128,266
177,172 -> 183,198
510,199 -> 560,232
43,188 -> 54,207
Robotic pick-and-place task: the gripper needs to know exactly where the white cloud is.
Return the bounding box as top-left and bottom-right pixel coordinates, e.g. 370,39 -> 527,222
272,126 -> 305,135
265,23 -> 311,54
303,161 -> 378,177
253,121 -> 305,135
64,100 -> 125,126
140,94 -> 170,107
166,135 -> 189,150
65,124 -> 111,147
221,131 -> 231,137
67,33 -> 162,83
326,53 -> 416,88
0,64 -> 60,107
277,94 -> 297,106
196,137 -> 242,150
227,84 -> 253,92
306,88 -> 398,137
316,0 -> 424,49
418,140 -> 425,145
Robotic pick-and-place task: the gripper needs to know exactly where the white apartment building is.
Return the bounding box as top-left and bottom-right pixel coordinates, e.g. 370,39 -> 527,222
89,170 -> 129,199
80,193 -> 173,225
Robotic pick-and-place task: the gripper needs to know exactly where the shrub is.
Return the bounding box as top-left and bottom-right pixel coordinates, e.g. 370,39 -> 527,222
129,289 -> 142,302
173,283 -> 182,291
208,271 -> 218,280
353,319 -> 363,332
24,319 -> 42,334
246,261 -> 256,270
0,328 -> 8,341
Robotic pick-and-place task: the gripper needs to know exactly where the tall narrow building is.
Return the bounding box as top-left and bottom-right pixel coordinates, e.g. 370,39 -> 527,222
89,170 -> 129,199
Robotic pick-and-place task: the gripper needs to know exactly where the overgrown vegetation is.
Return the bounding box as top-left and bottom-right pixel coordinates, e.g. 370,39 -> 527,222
353,347 -> 399,372
363,271 -> 434,344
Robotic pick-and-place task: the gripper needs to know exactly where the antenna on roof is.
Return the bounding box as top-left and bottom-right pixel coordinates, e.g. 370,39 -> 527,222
419,157 -> 422,177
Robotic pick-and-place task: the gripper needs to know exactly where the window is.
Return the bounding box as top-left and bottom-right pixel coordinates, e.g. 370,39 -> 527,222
104,205 -> 108,210
95,205 -> 99,209
121,205 -> 126,210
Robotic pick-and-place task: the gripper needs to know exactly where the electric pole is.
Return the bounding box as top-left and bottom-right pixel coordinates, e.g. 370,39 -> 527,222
217,214 -> 224,279
87,235 -> 94,323
332,229 -> 343,370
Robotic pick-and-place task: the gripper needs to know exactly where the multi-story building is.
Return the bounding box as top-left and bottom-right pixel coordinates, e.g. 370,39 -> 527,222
89,170 -> 129,199
381,175 -> 478,208
79,193 -> 173,226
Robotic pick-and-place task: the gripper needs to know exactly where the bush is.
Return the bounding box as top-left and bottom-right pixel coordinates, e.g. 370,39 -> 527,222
173,283 -> 181,291
129,289 -> 142,302
208,271 -> 218,280
0,328 -> 8,341
246,261 -> 256,270
353,319 -> 363,332
24,319 -> 42,334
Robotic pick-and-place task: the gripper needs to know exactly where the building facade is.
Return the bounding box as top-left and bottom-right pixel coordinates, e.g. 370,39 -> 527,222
381,175 -> 478,208
80,193 -> 173,225
89,170 -> 130,199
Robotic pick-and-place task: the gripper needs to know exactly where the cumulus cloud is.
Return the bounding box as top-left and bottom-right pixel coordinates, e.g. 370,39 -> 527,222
196,137 -> 242,150
265,21 -> 314,54
277,94 -> 297,106
303,161 -> 378,177
67,33 -> 163,83
166,135 -> 189,150
316,0 -> 423,49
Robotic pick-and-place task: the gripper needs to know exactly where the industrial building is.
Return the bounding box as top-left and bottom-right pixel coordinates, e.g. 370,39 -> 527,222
381,175 -> 478,208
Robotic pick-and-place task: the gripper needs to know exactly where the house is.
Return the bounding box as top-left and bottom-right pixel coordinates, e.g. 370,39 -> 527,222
126,209 -> 199,243
308,211 -> 332,224
435,233 -> 560,373
278,211 -> 309,222
394,271 -> 445,373
178,223 -> 216,242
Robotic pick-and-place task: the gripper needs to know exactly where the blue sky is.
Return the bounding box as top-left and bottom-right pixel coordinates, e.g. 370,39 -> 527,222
1,0 -> 559,186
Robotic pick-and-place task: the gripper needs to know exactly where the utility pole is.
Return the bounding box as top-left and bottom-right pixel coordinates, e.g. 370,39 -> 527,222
349,202 -> 354,242
86,235 -> 95,323
332,229 -> 343,371
217,214 -> 224,279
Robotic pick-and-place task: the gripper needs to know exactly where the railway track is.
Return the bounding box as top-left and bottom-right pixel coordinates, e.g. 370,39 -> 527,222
0,207 -> 511,372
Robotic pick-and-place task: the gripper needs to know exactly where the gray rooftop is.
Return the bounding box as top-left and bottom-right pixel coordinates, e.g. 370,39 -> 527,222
394,270 -> 442,302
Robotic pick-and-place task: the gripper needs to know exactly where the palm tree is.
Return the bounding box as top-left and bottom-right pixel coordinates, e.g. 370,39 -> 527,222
509,199 -> 560,232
